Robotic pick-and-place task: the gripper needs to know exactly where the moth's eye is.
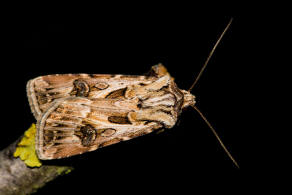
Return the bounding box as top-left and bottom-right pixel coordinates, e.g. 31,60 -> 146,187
79,125 -> 97,146
70,79 -> 90,97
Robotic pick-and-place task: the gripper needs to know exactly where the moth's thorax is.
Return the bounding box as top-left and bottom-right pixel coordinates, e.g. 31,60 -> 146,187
124,74 -> 187,129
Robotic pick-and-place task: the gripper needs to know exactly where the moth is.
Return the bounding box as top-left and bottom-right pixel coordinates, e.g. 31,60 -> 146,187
27,64 -> 195,159
26,19 -> 238,167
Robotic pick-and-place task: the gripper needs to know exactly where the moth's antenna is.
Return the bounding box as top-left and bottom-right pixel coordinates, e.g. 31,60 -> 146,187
191,105 -> 239,168
188,18 -> 233,92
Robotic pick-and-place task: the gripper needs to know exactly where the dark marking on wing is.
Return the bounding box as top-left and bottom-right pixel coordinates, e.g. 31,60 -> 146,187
108,115 -> 132,124
158,109 -> 172,115
55,124 -> 67,128
52,142 -> 62,146
137,103 -> 142,109
144,120 -> 153,125
76,124 -> 97,146
105,87 -> 127,99
70,79 -> 90,97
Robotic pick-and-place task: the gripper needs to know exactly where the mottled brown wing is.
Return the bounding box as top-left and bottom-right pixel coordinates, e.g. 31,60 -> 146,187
27,74 -> 157,119
36,97 -> 163,160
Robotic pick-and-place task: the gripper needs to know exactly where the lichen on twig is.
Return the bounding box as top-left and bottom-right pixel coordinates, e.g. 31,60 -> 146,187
0,124 -> 73,195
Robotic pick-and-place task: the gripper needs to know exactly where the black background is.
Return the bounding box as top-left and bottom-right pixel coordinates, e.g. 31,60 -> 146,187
1,6 -> 266,194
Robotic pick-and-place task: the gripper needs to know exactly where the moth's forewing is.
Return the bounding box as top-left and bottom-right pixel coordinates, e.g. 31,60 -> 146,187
27,74 -> 157,119
36,97 -> 163,160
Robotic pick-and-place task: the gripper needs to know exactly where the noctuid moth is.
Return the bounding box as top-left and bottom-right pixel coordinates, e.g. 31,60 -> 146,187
27,19 -> 239,167
28,65 -> 194,158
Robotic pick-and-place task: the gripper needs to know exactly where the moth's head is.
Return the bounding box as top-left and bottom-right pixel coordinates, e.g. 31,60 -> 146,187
181,90 -> 196,109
